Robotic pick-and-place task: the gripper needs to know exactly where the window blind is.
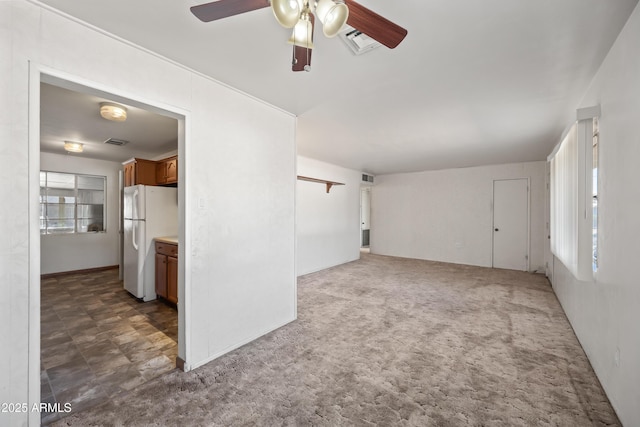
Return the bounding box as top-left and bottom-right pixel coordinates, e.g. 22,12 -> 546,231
550,124 -> 578,276
549,112 -> 598,281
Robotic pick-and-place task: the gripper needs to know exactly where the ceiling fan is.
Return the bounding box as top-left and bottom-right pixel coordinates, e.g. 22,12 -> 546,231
190,0 -> 407,72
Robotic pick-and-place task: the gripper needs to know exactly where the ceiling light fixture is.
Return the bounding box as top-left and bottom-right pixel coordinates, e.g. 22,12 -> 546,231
314,0 -> 348,37
287,7 -> 314,49
190,0 -> 407,72
64,141 -> 84,153
272,0 -> 349,70
100,102 -> 128,122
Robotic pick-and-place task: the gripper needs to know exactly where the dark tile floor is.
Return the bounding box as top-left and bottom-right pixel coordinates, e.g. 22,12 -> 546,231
40,268 -> 178,425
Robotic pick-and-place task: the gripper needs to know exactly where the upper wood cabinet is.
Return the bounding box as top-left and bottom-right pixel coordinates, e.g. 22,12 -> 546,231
123,162 -> 133,187
123,158 -> 157,187
156,156 -> 177,185
124,156 -> 178,187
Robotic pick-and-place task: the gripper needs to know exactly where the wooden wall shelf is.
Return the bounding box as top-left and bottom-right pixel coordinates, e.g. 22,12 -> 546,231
297,175 -> 345,193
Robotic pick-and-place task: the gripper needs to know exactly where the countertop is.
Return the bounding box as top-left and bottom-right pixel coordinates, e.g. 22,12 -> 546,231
155,236 -> 178,245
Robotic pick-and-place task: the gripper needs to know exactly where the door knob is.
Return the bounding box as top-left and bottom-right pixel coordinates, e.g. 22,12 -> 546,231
494,228 -> 499,231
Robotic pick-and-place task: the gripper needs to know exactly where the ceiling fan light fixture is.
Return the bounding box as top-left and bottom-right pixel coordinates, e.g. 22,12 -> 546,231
315,0 -> 348,37
190,0 -> 407,71
64,141 -> 83,153
100,102 -> 128,122
287,13 -> 314,48
271,0 -> 301,28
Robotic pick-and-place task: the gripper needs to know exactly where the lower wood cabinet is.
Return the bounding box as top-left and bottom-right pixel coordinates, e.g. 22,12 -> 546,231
167,256 -> 178,304
155,241 -> 178,304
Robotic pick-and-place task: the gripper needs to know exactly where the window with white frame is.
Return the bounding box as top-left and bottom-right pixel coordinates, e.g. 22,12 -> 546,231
40,171 -> 106,234
549,107 -> 599,281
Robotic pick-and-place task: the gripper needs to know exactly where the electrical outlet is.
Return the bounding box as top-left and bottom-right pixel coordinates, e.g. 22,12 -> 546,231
614,348 -> 621,367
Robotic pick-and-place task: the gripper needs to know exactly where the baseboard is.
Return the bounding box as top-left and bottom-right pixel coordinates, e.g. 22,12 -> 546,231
176,356 -> 186,371
185,316 -> 297,372
41,265 -> 119,279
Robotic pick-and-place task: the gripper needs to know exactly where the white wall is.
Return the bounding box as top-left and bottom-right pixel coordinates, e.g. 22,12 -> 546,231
0,2 -> 296,425
549,3 -> 640,425
40,152 -> 121,275
372,161 -> 546,271
296,156 -> 362,275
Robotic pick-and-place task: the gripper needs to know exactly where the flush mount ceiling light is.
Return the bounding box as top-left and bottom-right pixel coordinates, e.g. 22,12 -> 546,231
100,102 -> 128,122
190,0 -> 407,72
64,141 -> 83,153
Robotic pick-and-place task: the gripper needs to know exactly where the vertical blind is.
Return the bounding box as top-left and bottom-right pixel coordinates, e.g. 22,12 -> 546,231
550,124 -> 578,276
549,115 -> 597,281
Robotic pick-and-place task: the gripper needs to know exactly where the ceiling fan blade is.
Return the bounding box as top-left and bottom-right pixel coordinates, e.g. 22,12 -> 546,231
292,13 -> 315,72
292,46 -> 313,72
344,0 -> 407,49
191,0 -> 270,22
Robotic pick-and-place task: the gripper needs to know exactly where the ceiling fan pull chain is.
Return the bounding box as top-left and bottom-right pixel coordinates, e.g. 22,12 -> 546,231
304,2 -> 312,71
291,19 -> 298,66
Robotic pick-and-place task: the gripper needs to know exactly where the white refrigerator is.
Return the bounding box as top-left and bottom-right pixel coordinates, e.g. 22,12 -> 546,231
123,185 -> 178,301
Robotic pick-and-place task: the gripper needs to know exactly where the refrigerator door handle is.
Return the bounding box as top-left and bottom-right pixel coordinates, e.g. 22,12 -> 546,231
132,188 -> 139,220
132,221 -> 139,251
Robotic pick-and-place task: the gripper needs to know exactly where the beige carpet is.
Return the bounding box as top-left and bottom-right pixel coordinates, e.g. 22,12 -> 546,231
52,253 -> 619,426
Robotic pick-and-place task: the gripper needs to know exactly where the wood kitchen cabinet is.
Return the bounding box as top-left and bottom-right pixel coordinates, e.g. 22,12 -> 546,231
123,158 -> 157,187
167,256 -> 178,304
155,252 -> 168,299
123,162 -> 135,187
156,156 -> 178,185
155,240 -> 178,304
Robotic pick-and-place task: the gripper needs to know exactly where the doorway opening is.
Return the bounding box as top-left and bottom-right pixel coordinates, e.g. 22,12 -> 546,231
34,71 -> 188,424
360,187 -> 371,252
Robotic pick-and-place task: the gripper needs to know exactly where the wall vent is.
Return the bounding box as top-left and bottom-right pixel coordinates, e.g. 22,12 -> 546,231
339,28 -> 382,55
362,174 -> 374,183
103,138 -> 129,146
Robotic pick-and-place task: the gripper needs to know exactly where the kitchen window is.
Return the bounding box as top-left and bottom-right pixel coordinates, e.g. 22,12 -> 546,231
40,171 -> 106,234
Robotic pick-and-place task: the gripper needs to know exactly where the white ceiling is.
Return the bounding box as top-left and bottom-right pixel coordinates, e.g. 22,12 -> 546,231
41,82 -> 178,162
37,0 -> 638,174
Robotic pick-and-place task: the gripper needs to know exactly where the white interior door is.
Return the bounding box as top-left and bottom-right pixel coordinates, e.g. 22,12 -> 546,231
360,188 -> 371,247
493,179 -> 529,270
